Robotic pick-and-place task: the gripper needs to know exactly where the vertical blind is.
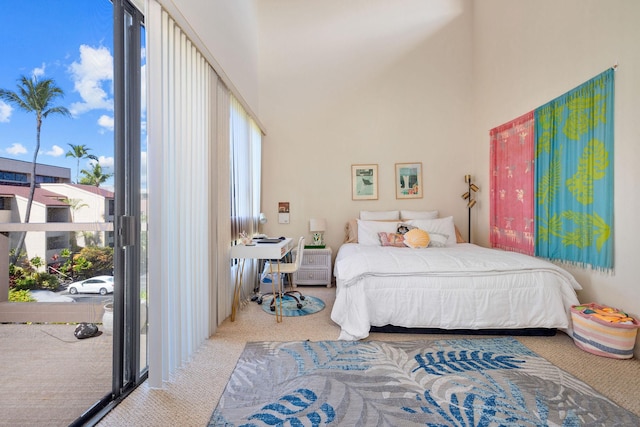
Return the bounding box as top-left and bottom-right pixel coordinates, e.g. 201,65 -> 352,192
229,97 -> 263,306
230,96 -> 262,241
147,1 -> 262,387
147,3 -> 213,387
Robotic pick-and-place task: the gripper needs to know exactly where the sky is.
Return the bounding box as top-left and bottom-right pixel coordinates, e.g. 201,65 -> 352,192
0,1 -> 119,188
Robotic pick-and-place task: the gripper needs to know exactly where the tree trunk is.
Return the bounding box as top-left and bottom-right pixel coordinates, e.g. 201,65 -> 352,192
10,117 -> 41,264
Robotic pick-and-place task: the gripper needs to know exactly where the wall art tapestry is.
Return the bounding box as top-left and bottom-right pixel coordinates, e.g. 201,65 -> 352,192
534,68 -> 614,270
490,111 -> 535,255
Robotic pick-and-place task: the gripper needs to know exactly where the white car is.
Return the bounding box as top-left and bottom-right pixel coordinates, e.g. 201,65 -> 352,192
67,276 -> 114,295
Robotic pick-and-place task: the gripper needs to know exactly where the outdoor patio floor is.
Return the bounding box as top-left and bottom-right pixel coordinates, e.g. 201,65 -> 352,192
0,323 -> 112,426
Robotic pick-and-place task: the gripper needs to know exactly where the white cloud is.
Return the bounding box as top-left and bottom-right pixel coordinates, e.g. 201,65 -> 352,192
6,143 -> 27,156
45,145 -> 65,157
0,101 -> 12,123
97,114 -> 114,132
32,63 -> 46,78
69,45 -> 114,116
97,155 -> 114,170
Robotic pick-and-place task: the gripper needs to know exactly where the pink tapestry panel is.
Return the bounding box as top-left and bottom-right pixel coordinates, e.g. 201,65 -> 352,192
490,111 -> 534,255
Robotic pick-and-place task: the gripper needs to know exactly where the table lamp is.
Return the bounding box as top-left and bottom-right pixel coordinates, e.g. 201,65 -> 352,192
309,218 -> 327,247
256,212 -> 268,238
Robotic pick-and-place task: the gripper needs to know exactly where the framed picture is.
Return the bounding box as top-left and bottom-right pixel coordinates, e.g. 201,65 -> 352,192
351,164 -> 378,200
395,162 -> 423,199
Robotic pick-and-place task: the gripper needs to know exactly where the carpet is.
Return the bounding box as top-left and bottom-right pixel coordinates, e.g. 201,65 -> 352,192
260,295 -> 325,317
209,337 -> 639,426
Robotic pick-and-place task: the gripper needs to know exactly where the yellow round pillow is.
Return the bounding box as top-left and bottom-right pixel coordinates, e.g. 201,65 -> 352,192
403,228 -> 430,249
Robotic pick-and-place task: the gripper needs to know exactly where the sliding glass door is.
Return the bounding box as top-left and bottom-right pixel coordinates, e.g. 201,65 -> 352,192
112,0 -> 148,399
0,1 -> 147,424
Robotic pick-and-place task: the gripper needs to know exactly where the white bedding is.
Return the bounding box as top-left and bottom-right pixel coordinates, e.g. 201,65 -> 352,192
331,243 -> 582,340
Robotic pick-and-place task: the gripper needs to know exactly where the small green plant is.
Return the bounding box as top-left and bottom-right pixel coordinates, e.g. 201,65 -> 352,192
9,289 -> 36,302
13,276 -> 38,291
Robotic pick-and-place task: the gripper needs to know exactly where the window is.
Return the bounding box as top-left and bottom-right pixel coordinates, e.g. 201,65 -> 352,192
0,171 -> 27,184
47,207 -> 69,223
0,198 -> 11,210
230,96 -> 262,240
46,235 -> 67,250
35,175 -> 57,183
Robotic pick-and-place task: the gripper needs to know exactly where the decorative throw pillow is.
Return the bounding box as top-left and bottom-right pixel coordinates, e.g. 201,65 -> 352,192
403,228 -> 431,249
427,232 -> 449,248
378,232 -> 406,247
396,223 -> 416,235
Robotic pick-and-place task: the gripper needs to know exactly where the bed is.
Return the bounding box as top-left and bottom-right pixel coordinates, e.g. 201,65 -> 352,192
330,214 -> 582,341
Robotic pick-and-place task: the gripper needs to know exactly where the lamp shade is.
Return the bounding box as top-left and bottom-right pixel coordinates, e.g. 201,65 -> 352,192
309,218 -> 327,232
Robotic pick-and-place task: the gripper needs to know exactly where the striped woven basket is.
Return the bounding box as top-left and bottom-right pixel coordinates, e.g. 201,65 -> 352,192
571,303 -> 639,359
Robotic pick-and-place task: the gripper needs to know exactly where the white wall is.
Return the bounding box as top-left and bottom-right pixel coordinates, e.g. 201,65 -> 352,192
162,0 -> 261,115
472,0 -> 640,351
168,1 -> 640,353
257,0 -> 474,254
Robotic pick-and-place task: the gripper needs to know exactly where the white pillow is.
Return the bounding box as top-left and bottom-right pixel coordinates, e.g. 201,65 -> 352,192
400,210 -> 439,220
359,210 -> 400,220
357,220 -> 399,245
407,216 -> 457,246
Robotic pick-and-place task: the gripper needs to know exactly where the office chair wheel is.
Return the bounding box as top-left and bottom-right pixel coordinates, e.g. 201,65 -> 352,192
300,296 -> 306,301
297,303 -> 303,309
257,298 -> 263,305
270,305 -> 276,312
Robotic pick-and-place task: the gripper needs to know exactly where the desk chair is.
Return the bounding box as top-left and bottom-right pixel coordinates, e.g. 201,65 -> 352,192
258,236 -> 306,312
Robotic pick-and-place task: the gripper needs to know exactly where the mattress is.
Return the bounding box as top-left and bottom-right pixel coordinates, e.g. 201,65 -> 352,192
331,243 -> 582,340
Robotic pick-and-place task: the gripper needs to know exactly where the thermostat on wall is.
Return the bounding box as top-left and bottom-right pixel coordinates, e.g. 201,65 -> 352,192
278,202 -> 290,224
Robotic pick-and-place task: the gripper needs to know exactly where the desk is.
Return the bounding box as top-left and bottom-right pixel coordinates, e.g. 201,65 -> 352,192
229,238 -> 293,322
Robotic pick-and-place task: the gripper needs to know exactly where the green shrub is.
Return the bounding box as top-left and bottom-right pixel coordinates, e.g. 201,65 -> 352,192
38,272 -> 61,290
78,246 -> 113,277
9,289 -> 35,302
13,276 -> 38,291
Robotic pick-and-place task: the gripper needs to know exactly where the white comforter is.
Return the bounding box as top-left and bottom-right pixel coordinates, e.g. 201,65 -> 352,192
331,243 -> 582,340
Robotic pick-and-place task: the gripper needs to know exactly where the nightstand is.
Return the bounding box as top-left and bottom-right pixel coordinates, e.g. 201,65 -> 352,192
293,247 -> 332,287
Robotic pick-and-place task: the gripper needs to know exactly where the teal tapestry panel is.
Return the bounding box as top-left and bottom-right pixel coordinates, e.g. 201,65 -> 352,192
534,69 -> 614,270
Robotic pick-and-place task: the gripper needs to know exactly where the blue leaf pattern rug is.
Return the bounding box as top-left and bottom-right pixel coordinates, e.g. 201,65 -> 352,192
209,337 -> 638,426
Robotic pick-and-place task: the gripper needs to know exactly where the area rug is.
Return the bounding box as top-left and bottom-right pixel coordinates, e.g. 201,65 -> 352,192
209,337 -> 639,426
260,295 -> 325,317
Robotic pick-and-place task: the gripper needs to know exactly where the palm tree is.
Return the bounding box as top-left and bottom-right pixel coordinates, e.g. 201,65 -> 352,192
0,75 -> 70,263
66,144 -> 98,183
79,162 -> 113,187
62,198 -> 89,251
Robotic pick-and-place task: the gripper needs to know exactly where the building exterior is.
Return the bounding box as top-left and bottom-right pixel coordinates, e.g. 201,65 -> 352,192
0,158 -> 114,266
0,184 -> 71,263
0,157 -> 71,186
39,183 -> 115,249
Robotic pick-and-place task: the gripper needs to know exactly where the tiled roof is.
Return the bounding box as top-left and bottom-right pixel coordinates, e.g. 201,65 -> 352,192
63,184 -> 114,198
0,185 -> 70,207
